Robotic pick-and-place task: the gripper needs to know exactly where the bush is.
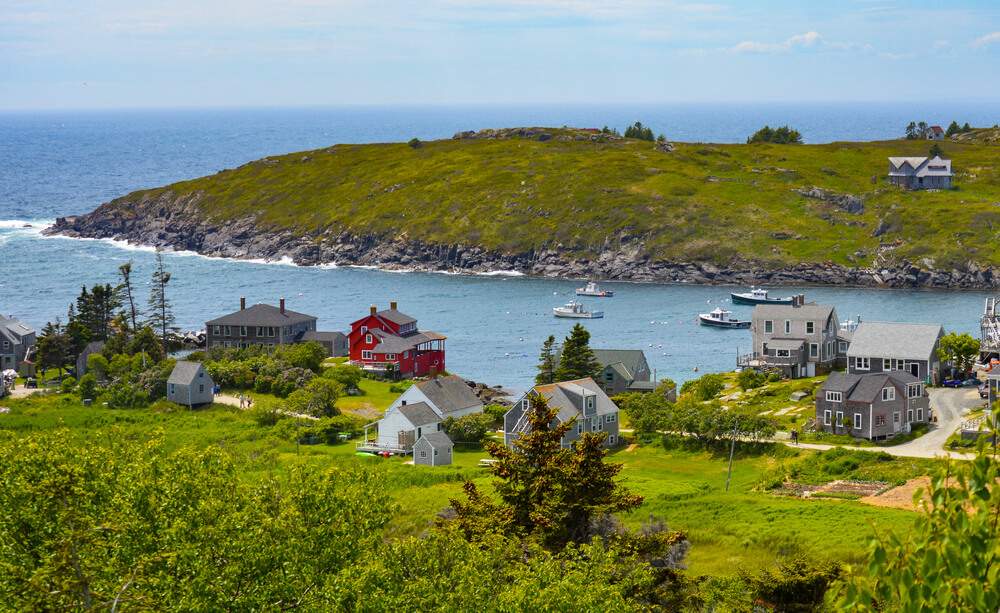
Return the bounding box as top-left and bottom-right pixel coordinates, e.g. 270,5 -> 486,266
441,413 -> 492,443
736,369 -> 765,391
254,375 -> 273,394
389,383 -> 409,394
249,403 -> 284,427
483,403 -> 508,426
324,364 -> 363,390
59,377 -> 77,394
408,138 -> 422,149
78,374 -> 97,401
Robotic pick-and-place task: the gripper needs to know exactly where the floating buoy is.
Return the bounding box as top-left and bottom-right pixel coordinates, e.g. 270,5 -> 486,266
519,337 -> 524,342
694,366 -> 698,372
504,352 -> 509,356
658,344 -> 662,348
651,321 -> 655,324
649,343 -> 653,347
299,293 -> 303,296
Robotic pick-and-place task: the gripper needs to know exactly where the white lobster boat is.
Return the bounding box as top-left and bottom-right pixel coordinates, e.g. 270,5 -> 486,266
553,300 -> 604,319
576,281 -> 613,297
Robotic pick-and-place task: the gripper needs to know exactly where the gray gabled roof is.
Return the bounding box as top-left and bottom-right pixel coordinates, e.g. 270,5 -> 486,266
375,308 -> 417,326
768,339 -> 805,351
751,303 -> 835,323
418,431 -> 453,448
821,371 -> 922,403
533,377 -> 617,423
0,315 -> 35,342
300,331 -> 346,342
847,321 -> 943,360
206,303 -> 316,327
592,349 -> 647,380
167,361 -> 206,385
373,331 -> 433,354
416,375 -> 483,414
398,402 -> 441,427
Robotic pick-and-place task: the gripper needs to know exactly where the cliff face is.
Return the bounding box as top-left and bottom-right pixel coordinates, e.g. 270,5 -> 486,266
46,189 -> 1000,289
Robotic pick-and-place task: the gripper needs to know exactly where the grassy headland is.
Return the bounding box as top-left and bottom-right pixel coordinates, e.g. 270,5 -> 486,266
57,127 -> 1000,279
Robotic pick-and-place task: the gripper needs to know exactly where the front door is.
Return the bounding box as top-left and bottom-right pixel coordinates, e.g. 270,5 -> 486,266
893,412 -> 901,433
909,363 -> 919,378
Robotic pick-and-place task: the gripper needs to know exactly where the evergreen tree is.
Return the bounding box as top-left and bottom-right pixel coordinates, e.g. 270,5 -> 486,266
945,120 -> 961,137
36,319 -> 71,376
147,250 -> 179,353
118,261 -> 142,332
962,122 -> 972,133
555,324 -> 602,382
535,334 -> 558,385
64,304 -> 91,357
70,283 -> 121,344
929,143 -> 943,158
905,121 -> 918,139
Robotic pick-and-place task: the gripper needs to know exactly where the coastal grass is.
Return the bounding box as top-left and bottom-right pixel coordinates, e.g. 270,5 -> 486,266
105,128 -> 1000,270
0,392 -> 938,577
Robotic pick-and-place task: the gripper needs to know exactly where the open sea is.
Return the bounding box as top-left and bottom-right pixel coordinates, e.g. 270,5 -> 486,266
1,102 -> 997,389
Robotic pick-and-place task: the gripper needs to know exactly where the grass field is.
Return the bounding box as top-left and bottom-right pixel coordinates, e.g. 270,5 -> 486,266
0,391 -> 933,576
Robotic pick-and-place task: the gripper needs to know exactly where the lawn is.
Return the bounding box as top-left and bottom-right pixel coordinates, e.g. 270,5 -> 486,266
0,392 -> 933,577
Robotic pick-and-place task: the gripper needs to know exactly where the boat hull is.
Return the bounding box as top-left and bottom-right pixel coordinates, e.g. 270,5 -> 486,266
554,309 -> 604,319
698,317 -> 750,329
576,290 -> 613,297
730,293 -> 793,305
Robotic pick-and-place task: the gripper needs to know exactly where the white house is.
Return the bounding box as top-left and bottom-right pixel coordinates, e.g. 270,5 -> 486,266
888,155 -> 953,190
373,401 -> 442,450
385,375 -> 483,420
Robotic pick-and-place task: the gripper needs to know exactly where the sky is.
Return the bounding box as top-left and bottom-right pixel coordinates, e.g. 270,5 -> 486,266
2,0 -> 1000,110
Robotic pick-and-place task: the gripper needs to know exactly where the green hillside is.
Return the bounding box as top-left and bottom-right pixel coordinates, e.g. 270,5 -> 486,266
108,127 -> 1000,270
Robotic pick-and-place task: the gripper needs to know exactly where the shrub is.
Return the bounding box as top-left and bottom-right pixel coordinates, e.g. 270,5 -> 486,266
408,138 -> 422,149
249,403 -> 284,427
736,369 -> 765,391
441,413 -> 492,443
483,403 -> 509,426
59,377 -> 77,394
389,383 -> 408,394
254,375 -> 273,394
78,374 -> 97,401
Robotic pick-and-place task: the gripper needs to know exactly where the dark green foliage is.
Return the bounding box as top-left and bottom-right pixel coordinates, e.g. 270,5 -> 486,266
441,412 -> 493,443
286,377 -> 343,417
146,250 -> 179,353
36,318 -> 72,375
945,120 -> 961,137
619,392 -> 673,433
624,121 -> 655,141
483,402 -> 509,426
929,143 -> 943,158
118,260 -> 142,331
601,125 -> 620,136
748,125 -> 803,144
388,382 -> 408,393
312,414 -> 365,443
938,331 -> 979,375
324,363 -> 363,389
77,373 -> 97,400
742,557 -> 843,612
535,334 -> 558,385
555,324 -> 601,382
694,372 -> 725,400
407,137 -> 422,149
737,368 -> 766,391
905,121 -> 919,140
70,283 -> 122,345
962,122 -> 972,132
128,325 -> 165,363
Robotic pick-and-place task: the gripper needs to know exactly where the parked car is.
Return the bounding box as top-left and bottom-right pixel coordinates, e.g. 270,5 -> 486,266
942,378 -> 964,388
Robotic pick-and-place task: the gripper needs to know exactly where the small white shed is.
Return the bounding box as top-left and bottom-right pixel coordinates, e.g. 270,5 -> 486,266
167,361 -> 214,407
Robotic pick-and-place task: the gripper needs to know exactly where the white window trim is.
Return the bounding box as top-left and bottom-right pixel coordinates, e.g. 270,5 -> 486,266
856,357 -> 870,371
776,348 -> 790,358
809,343 -> 818,358
825,391 -> 843,402
836,411 -> 843,427
917,408 -> 923,421
765,320 -> 773,334
884,358 -> 892,370
853,413 -> 862,429
882,387 -> 895,401
823,410 -> 831,426
362,350 -> 373,360
784,320 -> 791,334
806,321 -> 814,334
893,412 -> 900,423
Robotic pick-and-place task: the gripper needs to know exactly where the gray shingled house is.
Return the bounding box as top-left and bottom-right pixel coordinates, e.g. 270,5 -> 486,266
413,431 -> 454,466
846,321 -> 945,383
888,155 -> 953,190
0,314 -> 36,373
75,341 -> 105,380
207,298 -> 317,349
591,349 -> 654,396
504,378 -> 620,450
300,331 -> 349,357
815,371 -> 929,441
167,361 -> 215,407
737,297 -> 843,378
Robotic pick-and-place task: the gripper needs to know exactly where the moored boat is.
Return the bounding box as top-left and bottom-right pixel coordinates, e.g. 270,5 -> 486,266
698,308 -> 750,329
730,287 -> 793,305
554,300 -> 604,319
576,281 -> 613,297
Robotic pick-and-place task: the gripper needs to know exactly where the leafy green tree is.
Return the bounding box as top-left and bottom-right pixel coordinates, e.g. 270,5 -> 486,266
70,283 -> 122,344
624,121 -> 655,141
535,334 -> 558,385
742,557 -> 843,612
86,353 -> 109,382
905,121 -> 918,139
736,368 -> 765,391
128,325 -> 166,363
656,378 -> 677,397
695,372 -> 725,400
917,121 -> 929,134
830,437 -> 1000,611
0,429 -> 392,610
442,412 -> 493,443
275,342 -> 327,373
77,373 -> 97,400
146,250 -> 179,353
407,137 -> 422,148
324,363 -> 363,389
483,402 -> 509,426
937,332 -> 979,377
286,377 -> 343,417
555,324 -> 601,382
619,392 -> 672,433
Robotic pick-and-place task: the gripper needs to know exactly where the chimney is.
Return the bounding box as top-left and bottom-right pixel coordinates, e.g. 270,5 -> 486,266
429,365 -> 438,379
240,297 -> 246,310
280,298 -> 285,314
799,294 -> 805,305
390,301 -> 397,310
370,305 -> 377,315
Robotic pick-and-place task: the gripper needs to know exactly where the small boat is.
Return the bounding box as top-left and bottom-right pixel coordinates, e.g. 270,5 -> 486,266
553,300 -> 604,319
576,281 -> 613,297
698,308 -> 750,329
730,287 -> 793,305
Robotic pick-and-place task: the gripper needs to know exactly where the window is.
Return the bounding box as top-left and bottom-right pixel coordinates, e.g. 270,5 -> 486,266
198,372 -> 204,378
810,343 -> 818,358
784,320 -> 791,334
882,387 -> 895,401
907,409 -> 913,422
578,423 -> 583,434
586,396 -> 594,410
605,371 -> 614,382
853,413 -> 862,429
224,341 -> 231,348
824,410 -> 831,426
386,353 -> 396,360
170,383 -> 175,394
362,350 -> 373,360
420,450 -> 427,458
213,325 -> 220,335
839,341 -> 847,352
361,325 -> 367,334
609,435 -> 616,445
366,333 -> 373,344
269,327 -> 275,337
637,362 -> 645,373
825,391 -> 843,402
875,413 -> 886,427
856,357 -> 870,370
256,326 -> 264,337
765,320 -> 774,334
199,384 -> 204,394
917,408 -> 924,421
240,326 -> 247,336
606,414 -> 616,423
521,398 -> 529,411
806,321 -> 814,334
893,412 -> 900,424
884,358 -> 892,370
776,349 -> 791,357
835,411 -> 843,427
225,326 -> 231,336
592,420 -> 601,432
907,384 -> 922,398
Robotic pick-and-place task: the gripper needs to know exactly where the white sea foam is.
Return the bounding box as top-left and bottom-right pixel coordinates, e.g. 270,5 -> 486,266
476,269 -> 524,277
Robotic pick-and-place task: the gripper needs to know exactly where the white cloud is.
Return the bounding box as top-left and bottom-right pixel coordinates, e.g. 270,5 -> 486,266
972,32 -> 1000,49
731,31 -> 821,53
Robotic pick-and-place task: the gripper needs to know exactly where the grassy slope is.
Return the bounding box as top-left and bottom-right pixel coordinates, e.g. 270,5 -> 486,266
113,128 -> 1000,269
0,394 -> 928,576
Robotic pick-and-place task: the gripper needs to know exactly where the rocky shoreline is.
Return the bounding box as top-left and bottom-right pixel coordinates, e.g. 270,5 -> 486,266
45,194 -> 1000,290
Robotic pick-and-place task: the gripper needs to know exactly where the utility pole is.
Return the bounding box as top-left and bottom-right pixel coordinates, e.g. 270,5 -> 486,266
296,416 -> 300,455
725,419 -> 738,492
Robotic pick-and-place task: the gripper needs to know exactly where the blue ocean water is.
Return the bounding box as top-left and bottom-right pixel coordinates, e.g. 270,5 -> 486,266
1,103 -> 996,388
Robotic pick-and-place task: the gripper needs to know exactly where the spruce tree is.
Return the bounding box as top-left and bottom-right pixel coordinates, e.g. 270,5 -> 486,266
555,324 -> 602,382
147,250 -> 179,353
535,335 -> 558,385
118,261 -> 142,333
36,319 -> 71,376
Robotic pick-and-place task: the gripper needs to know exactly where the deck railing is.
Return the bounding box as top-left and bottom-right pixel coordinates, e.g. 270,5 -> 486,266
737,351 -> 803,368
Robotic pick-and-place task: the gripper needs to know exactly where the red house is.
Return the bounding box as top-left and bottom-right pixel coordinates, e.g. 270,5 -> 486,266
349,302 -> 446,378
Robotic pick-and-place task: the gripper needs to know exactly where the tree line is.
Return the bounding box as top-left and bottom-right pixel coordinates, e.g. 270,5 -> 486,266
747,125 -> 803,144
